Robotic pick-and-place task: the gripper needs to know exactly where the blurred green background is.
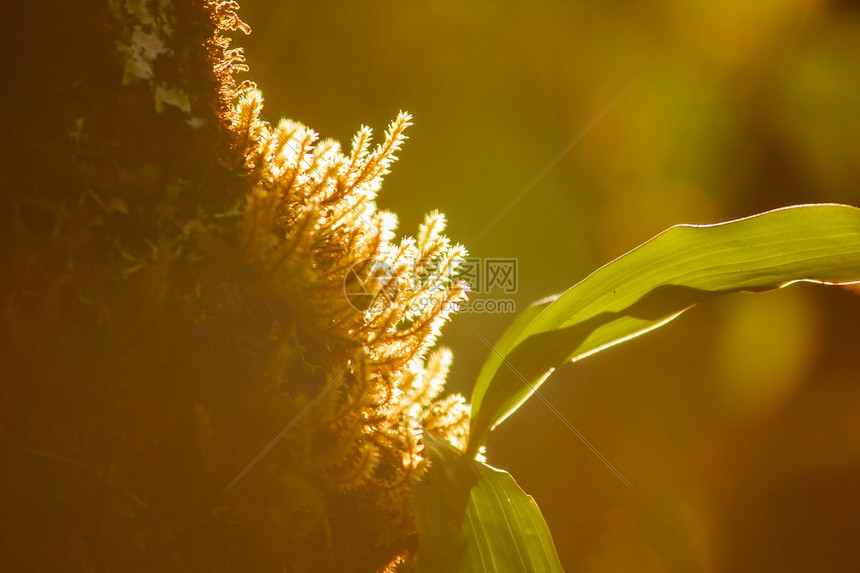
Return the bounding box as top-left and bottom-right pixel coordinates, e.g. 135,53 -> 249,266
237,1 -> 860,570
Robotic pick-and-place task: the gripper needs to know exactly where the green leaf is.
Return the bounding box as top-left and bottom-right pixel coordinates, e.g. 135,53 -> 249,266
467,204 -> 860,455
413,432 -> 563,573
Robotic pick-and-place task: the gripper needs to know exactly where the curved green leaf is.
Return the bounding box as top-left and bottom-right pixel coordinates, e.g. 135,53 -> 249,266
467,204 -> 860,455
413,432 -> 563,573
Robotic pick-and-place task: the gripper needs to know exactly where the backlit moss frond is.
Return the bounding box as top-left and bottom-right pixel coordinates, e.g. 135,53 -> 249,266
225,82 -> 470,569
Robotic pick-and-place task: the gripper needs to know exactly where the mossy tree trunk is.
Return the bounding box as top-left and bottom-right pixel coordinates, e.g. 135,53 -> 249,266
1,1 -> 299,569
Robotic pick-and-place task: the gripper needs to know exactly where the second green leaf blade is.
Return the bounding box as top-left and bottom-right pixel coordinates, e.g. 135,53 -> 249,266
467,204 -> 860,455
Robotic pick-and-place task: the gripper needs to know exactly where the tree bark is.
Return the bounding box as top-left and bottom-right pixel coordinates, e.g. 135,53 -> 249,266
0,1 -> 289,569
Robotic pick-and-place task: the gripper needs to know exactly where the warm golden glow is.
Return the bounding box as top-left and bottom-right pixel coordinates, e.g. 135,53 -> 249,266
223,60 -> 470,568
